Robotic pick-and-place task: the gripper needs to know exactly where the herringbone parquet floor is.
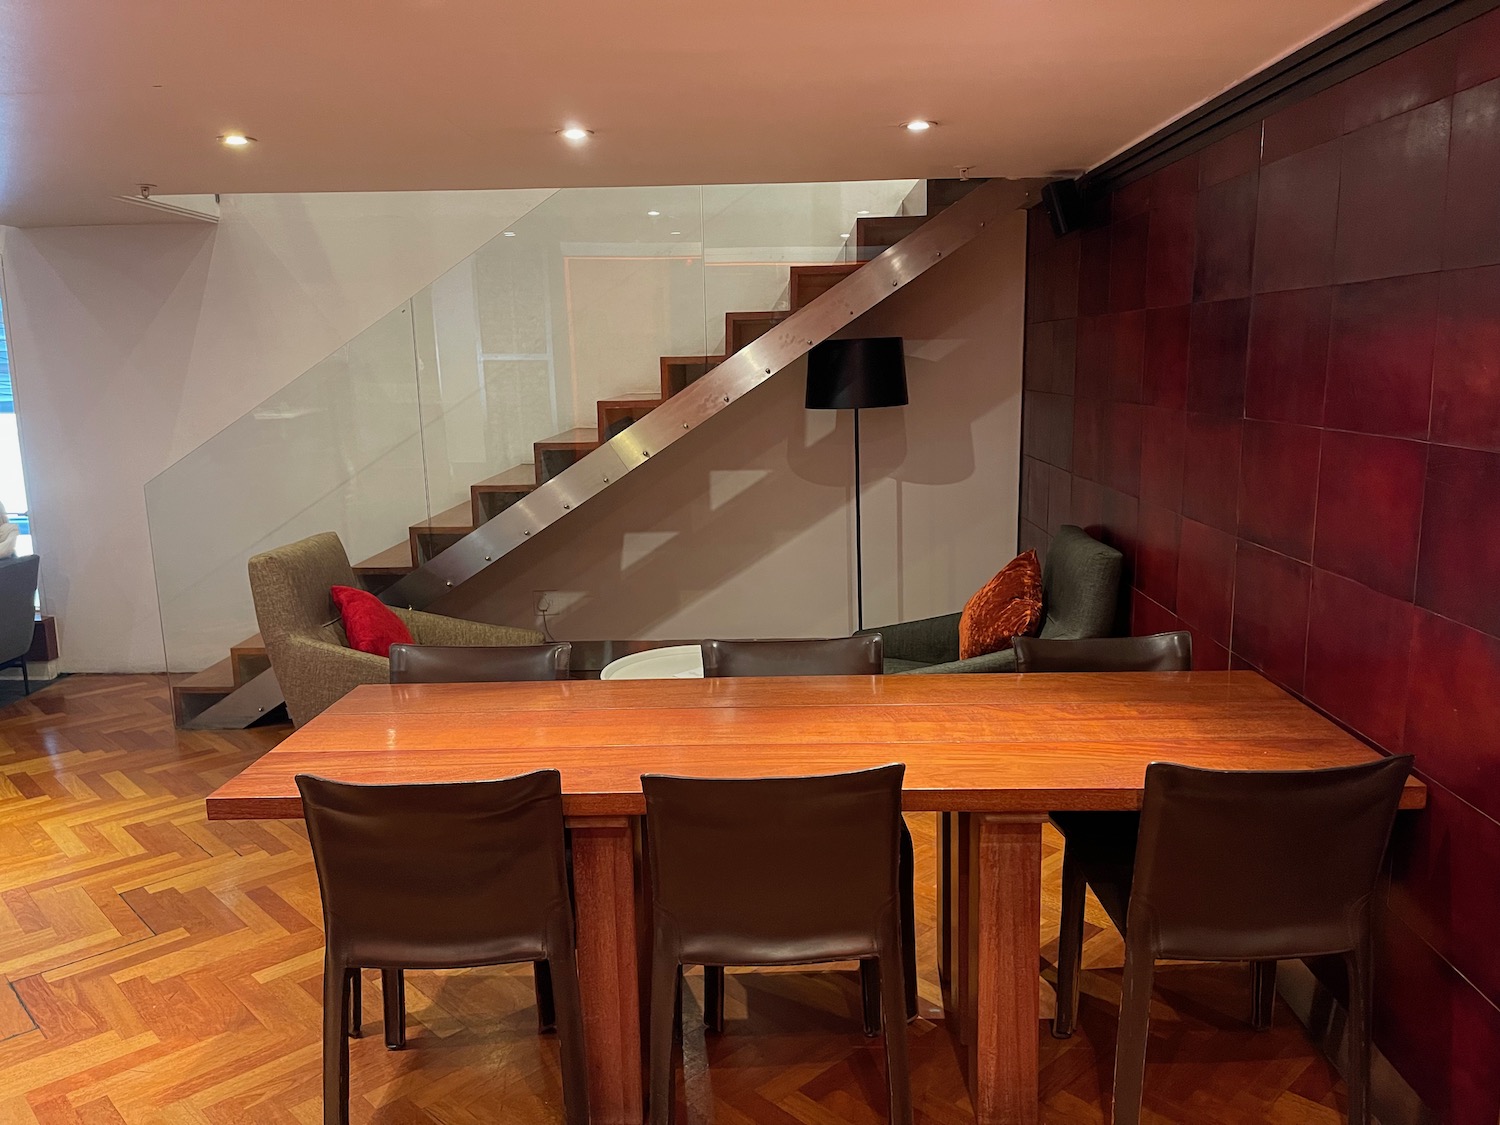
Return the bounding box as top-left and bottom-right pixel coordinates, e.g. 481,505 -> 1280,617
0,675 -> 1354,1124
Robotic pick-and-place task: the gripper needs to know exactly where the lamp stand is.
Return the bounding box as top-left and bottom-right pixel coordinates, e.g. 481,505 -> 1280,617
853,406 -> 864,632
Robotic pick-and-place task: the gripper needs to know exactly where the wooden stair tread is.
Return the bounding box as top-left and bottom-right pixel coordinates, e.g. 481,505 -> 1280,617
536,427 -> 599,446
174,659 -> 235,693
411,501 -> 474,533
228,633 -> 263,654
354,543 -> 416,572
597,392 -> 662,404
472,465 -> 537,490
789,262 -> 865,276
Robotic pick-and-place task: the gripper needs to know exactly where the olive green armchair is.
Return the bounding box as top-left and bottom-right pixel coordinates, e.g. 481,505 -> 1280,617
248,532 -> 543,726
870,525 -> 1124,674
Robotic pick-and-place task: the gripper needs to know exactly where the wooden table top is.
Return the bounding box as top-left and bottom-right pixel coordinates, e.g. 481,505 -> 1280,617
205,671 -> 1425,820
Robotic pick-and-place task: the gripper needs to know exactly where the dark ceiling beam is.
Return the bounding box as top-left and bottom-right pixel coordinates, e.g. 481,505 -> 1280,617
1083,0 -> 1500,195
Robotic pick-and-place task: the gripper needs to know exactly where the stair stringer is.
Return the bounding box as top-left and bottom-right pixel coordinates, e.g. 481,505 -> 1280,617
383,176 -> 1041,610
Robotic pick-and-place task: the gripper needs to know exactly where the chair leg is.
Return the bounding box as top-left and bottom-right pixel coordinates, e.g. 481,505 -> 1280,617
702,965 -> 725,1033
899,822 -> 918,1020
534,959 -> 557,1033
1250,960 -> 1277,1031
548,943 -> 592,1125
20,660 -> 28,696
1052,844 -> 1087,1039
649,951 -> 683,1125
859,959 -> 880,1037
1110,944 -> 1156,1125
1345,939 -> 1374,1125
878,927 -> 914,1125
323,959 -> 353,1125
347,970 -> 362,1039
381,969 -> 405,1050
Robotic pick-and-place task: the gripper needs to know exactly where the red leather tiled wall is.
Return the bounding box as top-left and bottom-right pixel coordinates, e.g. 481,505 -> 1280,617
1019,10 -> 1500,1120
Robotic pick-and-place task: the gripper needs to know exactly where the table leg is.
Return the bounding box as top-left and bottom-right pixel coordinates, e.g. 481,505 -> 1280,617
937,812 -> 952,991
969,813 -> 1044,1125
569,817 -> 644,1125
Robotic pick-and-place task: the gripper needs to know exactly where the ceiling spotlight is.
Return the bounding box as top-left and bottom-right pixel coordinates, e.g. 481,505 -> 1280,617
219,132 -> 255,147
647,210 -> 660,216
559,126 -> 593,142
904,120 -> 934,132
840,233 -> 850,239
503,231 -> 517,237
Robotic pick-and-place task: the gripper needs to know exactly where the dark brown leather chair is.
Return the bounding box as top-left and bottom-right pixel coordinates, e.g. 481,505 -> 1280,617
697,634 -> 914,1030
296,771 -> 588,1125
699,635 -> 883,677
643,766 -> 911,1125
1012,630 -> 1192,674
378,640 -> 571,1048
1015,632 -> 1194,1041
388,641 -> 572,683
1107,757 -> 1411,1125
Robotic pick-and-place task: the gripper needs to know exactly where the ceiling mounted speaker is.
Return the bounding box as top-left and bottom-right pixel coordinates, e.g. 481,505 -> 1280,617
1041,178 -> 1086,238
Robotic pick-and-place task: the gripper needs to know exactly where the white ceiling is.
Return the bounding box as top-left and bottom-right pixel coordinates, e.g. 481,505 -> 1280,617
0,0 -> 1380,228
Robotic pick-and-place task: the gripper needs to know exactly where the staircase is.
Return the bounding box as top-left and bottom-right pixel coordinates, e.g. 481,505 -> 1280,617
173,176 -> 1039,727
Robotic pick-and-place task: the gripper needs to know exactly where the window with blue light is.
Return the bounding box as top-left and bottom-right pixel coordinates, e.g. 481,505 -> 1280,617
0,290 -> 32,554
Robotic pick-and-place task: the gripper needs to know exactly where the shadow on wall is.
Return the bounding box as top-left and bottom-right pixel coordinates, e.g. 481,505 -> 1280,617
439,343 -> 1011,641
437,362 -> 859,638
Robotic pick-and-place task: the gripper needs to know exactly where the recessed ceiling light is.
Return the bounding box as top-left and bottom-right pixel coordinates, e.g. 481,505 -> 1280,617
840,233 -> 850,239
647,210 -> 661,217
219,132 -> 255,147
503,231 -> 517,237
670,231 -> 682,236
904,120 -> 934,132
559,126 -> 593,142
858,210 -> 870,215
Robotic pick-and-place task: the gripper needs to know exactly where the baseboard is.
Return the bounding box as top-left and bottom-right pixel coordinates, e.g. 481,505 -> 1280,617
1278,960 -> 1437,1125
0,661 -> 59,682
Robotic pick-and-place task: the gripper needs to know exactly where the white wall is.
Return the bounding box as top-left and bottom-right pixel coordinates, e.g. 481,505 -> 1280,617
1,190 -> 551,671
438,211 -> 1026,638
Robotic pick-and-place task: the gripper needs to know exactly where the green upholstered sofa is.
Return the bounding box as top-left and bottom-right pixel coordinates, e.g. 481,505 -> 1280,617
869,525 -> 1124,675
248,532 -> 543,726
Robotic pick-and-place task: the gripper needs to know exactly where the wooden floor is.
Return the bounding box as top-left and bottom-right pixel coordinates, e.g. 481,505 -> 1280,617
0,675 -> 1354,1124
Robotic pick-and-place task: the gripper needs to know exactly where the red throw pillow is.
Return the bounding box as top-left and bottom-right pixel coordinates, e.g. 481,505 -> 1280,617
330,585 -> 413,658
957,550 -> 1044,660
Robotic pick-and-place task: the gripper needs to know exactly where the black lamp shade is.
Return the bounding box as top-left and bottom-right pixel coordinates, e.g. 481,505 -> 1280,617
805,337 -> 909,410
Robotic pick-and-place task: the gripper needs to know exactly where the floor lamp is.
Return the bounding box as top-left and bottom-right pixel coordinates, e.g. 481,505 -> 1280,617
805,337 -> 909,631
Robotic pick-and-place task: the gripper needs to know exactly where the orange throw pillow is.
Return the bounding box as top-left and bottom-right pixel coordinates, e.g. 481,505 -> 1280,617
958,551 -> 1044,660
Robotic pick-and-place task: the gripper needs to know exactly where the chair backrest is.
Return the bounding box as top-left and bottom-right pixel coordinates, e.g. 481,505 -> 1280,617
1038,526 -> 1123,641
644,765 -> 905,964
700,635 -> 883,678
389,642 -> 572,683
1013,631 -> 1191,673
296,770 -> 573,967
248,532 -> 359,647
1128,755 -> 1413,961
0,555 -> 39,664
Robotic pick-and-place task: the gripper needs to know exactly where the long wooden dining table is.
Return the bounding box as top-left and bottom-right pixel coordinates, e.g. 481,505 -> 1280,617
205,669 -> 1425,1125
